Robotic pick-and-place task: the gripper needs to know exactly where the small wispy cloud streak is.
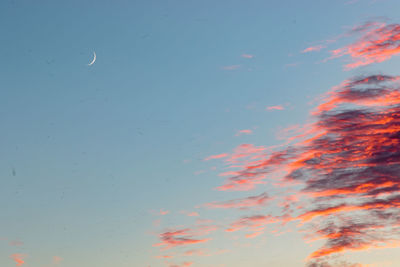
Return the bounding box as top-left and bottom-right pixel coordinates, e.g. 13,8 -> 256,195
235,129 -> 253,136
241,54 -> 254,58
302,45 -> 326,53
10,254 -> 26,266
222,65 -> 240,70
204,192 -> 271,210
266,105 -> 284,111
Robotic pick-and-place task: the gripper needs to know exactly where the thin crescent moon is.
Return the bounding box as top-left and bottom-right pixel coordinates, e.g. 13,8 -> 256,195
88,52 -> 96,66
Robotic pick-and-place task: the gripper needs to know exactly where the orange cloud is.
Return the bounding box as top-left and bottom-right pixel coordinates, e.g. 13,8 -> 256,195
10,254 -> 26,266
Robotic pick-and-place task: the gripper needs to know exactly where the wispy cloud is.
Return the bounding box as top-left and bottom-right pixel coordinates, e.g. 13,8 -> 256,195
154,229 -> 211,250
241,54 -> 254,58
160,209 -> 170,216
222,74 -> 400,264
204,153 -> 229,161
327,22 -> 400,69
235,129 -> 253,136
302,45 -> 326,53
266,105 -> 284,111
222,65 -> 241,70
10,254 -> 26,266
169,262 -> 193,267
199,74 -> 400,265
204,192 -> 271,209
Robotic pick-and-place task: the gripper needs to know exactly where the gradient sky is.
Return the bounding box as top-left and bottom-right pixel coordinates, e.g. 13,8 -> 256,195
2,1 -> 400,267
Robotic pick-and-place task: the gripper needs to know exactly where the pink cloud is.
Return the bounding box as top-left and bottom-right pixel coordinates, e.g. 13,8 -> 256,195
226,215 -> 280,233
204,153 -> 229,161
326,22 -> 400,70
180,211 -> 200,217
241,54 -> 254,58
154,226 -> 215,250
235,129 -> 253,136
266,105 -> 284,111
53,256 -> 62,264
302,45 -> 326,53
160,209 -> 170,216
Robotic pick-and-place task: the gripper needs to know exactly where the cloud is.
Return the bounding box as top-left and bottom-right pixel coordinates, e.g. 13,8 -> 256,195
222,65 -> 241,70
154,229 -> 211,250
302,45 -> 326,53
235,129 -> 253,136
266,105 -> 284,111
204,153 -> 229,161
155,224 -> 217,250
209,74 -> 400,264
53,256 -> 62,264
160,210 -> 170,215
284,62 -> 300,68
10,254 -> 26,266
169,262 -> 193,267
226,215 -> 279,234
204,192 -> 271,209
241,54 -> 254,58
327,22 -> 400,69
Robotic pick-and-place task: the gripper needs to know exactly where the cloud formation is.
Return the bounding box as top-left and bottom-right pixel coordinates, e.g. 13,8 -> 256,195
328,22 -> 400,69
205,74 -> 400,265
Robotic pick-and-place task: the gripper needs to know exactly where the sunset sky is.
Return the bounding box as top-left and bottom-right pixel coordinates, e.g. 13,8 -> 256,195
2,1 -> 400,267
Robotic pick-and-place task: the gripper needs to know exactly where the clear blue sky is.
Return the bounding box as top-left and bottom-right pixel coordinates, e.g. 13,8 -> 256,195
2,1 -> 400,266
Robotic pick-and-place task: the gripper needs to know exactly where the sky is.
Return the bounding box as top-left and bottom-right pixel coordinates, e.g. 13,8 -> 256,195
2,0 -> 400,266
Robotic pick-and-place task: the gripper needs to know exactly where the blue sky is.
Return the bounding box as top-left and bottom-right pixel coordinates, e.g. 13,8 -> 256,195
2,1 -> 400,266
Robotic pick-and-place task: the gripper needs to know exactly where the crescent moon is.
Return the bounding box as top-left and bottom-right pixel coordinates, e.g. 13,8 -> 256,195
88,52 -> 96,66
